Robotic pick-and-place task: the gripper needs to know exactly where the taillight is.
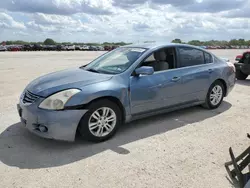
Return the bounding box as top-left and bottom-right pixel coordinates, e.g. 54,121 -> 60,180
227,61 -> 236,73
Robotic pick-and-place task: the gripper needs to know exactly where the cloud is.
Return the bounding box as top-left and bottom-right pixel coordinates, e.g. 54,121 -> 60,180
26,21 -> 58,32
0,13 -> 26,29
112,0 -> 148,9
180,0 -> 246,13
133,22 -> 151,31
0,0 -> 114,15
222,1 -> 250,18
112,0 -> 196,9
33,13 -> 81,26
13,31 -> 29,36
0,0 -> 250,42
26,13 -> 95,34
113,0 -> 247,13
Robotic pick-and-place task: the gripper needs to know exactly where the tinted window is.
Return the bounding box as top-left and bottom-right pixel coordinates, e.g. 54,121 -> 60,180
204,52 -> 213,63
178,47 -> 204,67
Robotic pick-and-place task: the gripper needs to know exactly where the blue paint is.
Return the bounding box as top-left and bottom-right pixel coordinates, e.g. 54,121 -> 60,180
17,43 -> 236,141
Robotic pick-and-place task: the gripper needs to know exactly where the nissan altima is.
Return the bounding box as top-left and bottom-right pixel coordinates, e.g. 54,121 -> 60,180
17,43 -> 236,142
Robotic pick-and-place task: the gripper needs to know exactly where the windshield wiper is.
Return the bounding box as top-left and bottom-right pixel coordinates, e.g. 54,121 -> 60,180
87,68 -> 100,73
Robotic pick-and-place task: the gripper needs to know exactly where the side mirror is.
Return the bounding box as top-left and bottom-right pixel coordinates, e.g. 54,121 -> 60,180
135,66 -> 154,76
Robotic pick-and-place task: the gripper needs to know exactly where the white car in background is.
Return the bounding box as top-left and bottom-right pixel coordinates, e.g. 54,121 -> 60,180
67,45 -> 75,51
75,45 -> 89,51
62,45 -> 75,51
81,45 -> 89,51
0,45 -> 7,52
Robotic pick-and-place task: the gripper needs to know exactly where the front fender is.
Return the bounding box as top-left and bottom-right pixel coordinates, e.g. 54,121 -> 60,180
64,81 -> 130,116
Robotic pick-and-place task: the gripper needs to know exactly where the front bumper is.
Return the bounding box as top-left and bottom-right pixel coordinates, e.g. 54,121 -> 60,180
17,100 -> 87,142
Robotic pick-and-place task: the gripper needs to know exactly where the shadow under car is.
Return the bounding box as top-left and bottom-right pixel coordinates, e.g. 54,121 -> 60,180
0,101 -> 232,169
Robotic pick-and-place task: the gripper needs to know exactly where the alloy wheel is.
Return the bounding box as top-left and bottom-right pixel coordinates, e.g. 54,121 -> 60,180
88,107 -> 117,137
210,85 -> 223,106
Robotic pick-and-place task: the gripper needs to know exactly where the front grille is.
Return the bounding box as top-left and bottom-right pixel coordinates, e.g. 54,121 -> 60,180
22,90 -> 40,104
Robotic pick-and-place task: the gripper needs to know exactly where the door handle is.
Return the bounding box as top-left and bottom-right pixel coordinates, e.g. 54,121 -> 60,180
208,69 -> 213,73
171,76 -> 181,82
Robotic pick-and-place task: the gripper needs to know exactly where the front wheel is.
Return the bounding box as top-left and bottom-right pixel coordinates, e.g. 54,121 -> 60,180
78,99 -> 122,142
202,81 -> 225,109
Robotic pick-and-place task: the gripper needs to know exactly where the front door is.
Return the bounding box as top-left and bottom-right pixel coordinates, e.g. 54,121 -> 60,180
129,47 -> 184,115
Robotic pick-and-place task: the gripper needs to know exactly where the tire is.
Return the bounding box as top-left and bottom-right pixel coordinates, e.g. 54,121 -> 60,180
78,99 -> 122,142
202,80 -> 225,109
236,69 -> 248,80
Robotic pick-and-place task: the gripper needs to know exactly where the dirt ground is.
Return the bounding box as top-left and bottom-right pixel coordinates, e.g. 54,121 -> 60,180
0,50 -> 250,188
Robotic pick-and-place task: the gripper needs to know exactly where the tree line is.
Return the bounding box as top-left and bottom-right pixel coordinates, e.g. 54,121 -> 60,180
2,38 -> 132,46
2,38 -> 250,46
171,38 -> 250,46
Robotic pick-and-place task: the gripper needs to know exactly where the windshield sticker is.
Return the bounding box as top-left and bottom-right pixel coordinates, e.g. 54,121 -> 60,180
130,48 -> 146,53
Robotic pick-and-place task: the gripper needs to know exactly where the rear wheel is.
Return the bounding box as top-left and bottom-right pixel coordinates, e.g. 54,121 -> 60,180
78,99 -> 122,142
202,81 -> 225,109
236,69 -> 248,80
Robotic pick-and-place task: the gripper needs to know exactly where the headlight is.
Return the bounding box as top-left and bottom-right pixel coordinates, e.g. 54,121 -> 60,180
39,89 -> 81,110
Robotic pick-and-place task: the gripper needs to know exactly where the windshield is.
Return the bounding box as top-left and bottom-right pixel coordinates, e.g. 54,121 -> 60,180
83,47 -> 147,74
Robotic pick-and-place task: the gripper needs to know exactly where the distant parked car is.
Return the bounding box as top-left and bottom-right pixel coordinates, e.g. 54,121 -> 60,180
75,45 -> 89,51
22,44 -> 33,51
60,45 -> 75,51
96,46 -> 104,51
8,45 -> 22,51
75,46 -> 81,51
17,43 -> 236,143
33,44 -> 43,51
0,45 -> 7,51
111,45 -> 118,50
67,45 -> 75,51
82,45 -> 89,51
234,51 -> 250,80
89,45 -> 98,51
44,45 -> 57,51
56,45 -> 63,51
104,45 -> 112,51
61,45 -> 68,51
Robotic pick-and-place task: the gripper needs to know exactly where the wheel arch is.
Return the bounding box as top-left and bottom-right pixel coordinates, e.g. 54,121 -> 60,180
214,78 -> 227,97
77,96 -> 126,124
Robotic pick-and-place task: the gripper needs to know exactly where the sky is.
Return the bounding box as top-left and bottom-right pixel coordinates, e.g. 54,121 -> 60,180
0,0 -> 250,43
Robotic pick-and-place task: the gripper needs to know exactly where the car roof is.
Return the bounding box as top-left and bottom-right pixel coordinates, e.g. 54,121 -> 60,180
122,42 -> 205,51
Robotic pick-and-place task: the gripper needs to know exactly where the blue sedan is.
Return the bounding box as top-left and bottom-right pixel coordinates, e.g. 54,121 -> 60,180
17,43 -> 236,142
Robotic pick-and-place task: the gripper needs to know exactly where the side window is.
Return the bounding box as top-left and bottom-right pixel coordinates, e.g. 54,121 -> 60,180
139,47 -> 176,72
178,47 -> 205,67
144,54 -> 155,63
204,52 -> 213,64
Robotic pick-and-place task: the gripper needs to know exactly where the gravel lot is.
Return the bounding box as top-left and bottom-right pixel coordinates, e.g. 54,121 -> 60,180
1,50 -> 250,188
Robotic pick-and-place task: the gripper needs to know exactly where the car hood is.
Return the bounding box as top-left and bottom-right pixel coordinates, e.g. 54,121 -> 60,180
25,68 -> 112,97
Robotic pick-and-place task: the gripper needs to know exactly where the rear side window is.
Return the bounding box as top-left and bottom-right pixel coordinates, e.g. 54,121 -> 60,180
204,52 -> 213,64
178,47 -> 205,67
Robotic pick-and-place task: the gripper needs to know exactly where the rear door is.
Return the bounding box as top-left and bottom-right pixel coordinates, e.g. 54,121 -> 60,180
176,47 -> 213,103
